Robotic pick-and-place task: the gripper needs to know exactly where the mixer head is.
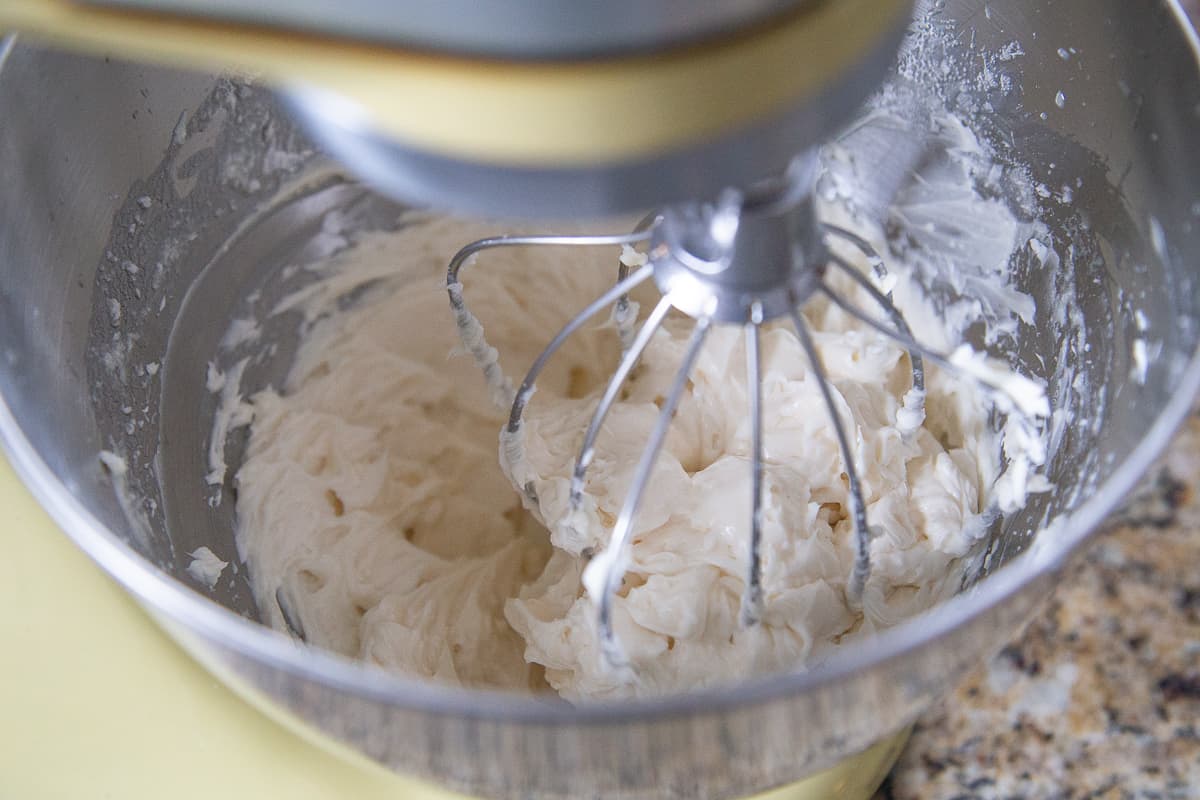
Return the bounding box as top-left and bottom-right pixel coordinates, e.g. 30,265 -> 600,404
2,0 -> 914,216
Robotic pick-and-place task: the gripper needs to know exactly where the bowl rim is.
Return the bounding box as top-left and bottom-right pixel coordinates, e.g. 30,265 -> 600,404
2,0 -> 1200,726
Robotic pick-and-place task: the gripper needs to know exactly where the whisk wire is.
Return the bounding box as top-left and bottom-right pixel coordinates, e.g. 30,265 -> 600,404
739,308 -> 766,627
824,224 -> 888,281
593,314 -> 713,668
614,214 -> 663,353
828,253 -> 926,397
570,294 -> 674,509
445,231 -> 654,416
819,282 -> 1038,410
505,264 -> 655,432
788,308 -> 872,605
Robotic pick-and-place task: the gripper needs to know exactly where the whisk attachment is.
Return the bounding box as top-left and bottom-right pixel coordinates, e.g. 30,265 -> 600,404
446,163 -> 1047,674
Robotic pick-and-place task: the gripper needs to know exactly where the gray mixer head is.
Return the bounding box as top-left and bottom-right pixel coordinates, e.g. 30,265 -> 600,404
22,0 -> 917,217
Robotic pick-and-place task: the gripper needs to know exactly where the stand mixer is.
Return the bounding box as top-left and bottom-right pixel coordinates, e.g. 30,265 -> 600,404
2,0 -> 1200,798
3,0 -> 1001,667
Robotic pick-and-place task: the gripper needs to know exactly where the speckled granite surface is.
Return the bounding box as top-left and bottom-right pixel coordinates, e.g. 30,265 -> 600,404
874,410 -> 1200,798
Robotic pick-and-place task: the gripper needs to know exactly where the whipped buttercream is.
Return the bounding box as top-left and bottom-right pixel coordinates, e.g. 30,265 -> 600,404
232,214 -> 1044,699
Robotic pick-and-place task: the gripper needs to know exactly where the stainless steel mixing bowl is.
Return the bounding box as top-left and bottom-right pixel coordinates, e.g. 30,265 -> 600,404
2,1 -> 1200,798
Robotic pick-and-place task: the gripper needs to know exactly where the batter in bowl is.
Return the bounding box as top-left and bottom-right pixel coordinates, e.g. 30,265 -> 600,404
233,213 -> 1045,700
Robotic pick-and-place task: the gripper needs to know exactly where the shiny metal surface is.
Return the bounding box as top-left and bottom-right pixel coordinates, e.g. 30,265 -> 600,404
647,158 -> 828,324
1,1 -> 1200,798
81,0 -> 811,57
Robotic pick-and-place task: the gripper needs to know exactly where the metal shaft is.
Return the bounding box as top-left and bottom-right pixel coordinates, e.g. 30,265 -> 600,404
740,305 -> 766,627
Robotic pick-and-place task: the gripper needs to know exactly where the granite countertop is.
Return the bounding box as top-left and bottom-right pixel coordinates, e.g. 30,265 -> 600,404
874,409 -> 1200,798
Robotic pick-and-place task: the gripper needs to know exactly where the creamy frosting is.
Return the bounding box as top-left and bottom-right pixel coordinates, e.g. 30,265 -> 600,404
502,286 -> 1002,700
232,213 -> 1045,700
186,546 -> 229,590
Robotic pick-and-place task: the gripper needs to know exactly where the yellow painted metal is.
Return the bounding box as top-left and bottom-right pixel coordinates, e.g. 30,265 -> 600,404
0,452 -> 909,798
0,0 -> 909,164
